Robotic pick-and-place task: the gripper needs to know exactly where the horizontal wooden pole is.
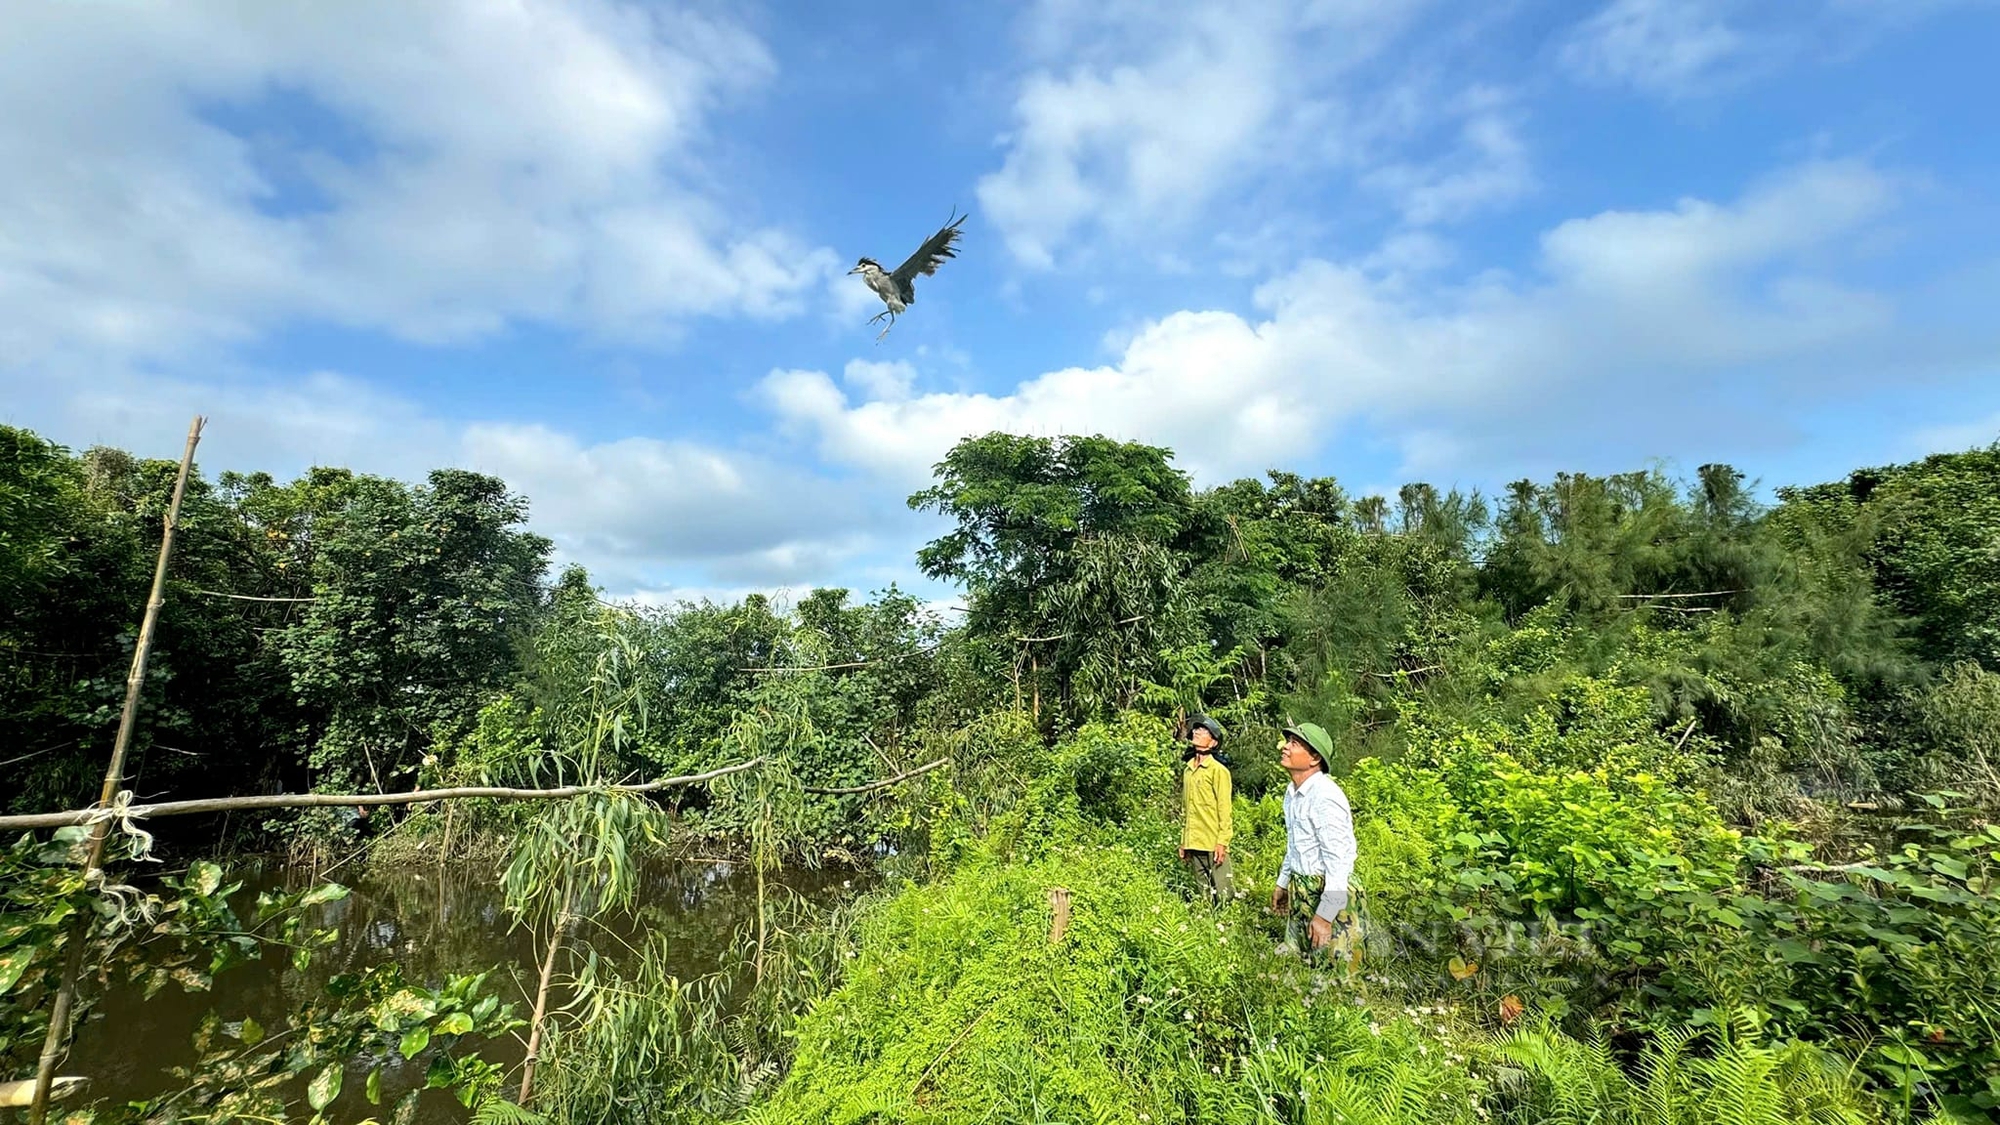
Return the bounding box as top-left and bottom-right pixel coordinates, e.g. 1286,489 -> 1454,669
0,758 -> 767,830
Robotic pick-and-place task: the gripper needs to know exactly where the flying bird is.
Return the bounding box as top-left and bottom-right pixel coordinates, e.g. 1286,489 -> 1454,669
850,210 -> 967,341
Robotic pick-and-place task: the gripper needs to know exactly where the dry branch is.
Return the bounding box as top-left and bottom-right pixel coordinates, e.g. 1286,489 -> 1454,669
742,639 -> 946,674
1015,615 -> 1144,644
1671,718 -> 1698,753
1366,665 -> 1442,679
185,589 -> 318,603
0,759 -> 768,831
800,757 -> 950,795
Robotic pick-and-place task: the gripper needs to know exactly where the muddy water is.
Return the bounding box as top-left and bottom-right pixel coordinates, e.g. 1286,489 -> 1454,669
60,854 -> 860,1122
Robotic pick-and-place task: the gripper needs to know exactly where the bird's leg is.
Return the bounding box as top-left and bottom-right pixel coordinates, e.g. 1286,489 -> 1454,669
873,310 -> 897,342
867,309 -> 890,325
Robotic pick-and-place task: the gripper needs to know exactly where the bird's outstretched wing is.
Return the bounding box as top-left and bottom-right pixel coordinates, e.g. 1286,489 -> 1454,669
891,210 -> 968,293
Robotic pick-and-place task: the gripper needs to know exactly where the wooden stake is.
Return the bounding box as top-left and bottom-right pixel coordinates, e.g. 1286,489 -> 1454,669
30,416 -> 203,1125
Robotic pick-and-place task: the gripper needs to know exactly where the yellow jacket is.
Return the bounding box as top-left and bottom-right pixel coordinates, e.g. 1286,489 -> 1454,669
1181,755 -> 1232,852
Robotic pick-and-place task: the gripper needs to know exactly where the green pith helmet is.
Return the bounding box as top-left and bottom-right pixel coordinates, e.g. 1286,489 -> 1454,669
1188,715 -> 1224,744
1282,722 -> 1334,770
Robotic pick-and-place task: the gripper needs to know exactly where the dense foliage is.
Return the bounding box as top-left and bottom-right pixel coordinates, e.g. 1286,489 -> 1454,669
5,423 -> 1999,1122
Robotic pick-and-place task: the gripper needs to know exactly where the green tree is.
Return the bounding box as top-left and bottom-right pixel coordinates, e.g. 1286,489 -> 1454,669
277,468 -> 551,806
910,432 -> 1199,725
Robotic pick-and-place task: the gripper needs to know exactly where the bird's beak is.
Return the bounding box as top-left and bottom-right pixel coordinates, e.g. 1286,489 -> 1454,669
847,265 -> 861,274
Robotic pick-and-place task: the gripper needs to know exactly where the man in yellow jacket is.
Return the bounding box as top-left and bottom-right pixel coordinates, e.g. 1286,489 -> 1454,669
1179,715 -> 1232,903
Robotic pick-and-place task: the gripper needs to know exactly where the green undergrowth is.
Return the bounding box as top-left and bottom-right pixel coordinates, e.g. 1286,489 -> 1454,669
747,841 -> 1481,1124
739,714 -> 1886,1125
743,833 -> 1878,1125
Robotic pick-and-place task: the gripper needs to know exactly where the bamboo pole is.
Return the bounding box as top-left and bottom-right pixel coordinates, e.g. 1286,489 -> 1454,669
517,904 -> 574,1105
0,758 -> 768,831
30,416 -> 202,1125
0,754 -> 947,831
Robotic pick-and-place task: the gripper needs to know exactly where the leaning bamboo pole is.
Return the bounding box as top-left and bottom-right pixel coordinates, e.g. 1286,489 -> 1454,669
29,416 -> 203,1125
517,901 -> 575,1105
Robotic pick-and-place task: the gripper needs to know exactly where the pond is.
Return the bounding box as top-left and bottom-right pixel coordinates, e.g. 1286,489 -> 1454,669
58,852 -> 862,1122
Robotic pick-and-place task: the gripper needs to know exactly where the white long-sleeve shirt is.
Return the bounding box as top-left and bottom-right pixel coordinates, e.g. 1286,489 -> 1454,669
1277,770 -> 1357,920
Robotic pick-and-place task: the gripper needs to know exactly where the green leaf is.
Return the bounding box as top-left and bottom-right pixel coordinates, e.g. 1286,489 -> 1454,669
366,1068 -> 382,1106
425,1052 -> 454,1089
239,1016 -> 264,1046
1877,1043 -> 1934,1069
307,1063 -> 343,1111
190,861 -> 224,898
0,947 -> 30,995
299,883 -> 350,908
400,1025 -> 430,1059
437,1011 -> 474,1036
293,945 -> 313,973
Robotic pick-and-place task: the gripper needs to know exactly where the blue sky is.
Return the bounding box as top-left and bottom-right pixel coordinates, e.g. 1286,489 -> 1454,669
3,0 -> 1997,608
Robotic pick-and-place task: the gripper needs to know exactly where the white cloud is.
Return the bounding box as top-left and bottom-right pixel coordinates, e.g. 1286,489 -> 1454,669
0,0 -> 833,369
1557,0 -> 1989,99
1910,412 -> 2000,455
1362,86 -> 1535,226
2,359 -> 880,599
1558,0 -> 1745,97
841,359 -> 920,403
458,423 -> 876,580
976,0 -> 1467,268
769,160 -> 1912,486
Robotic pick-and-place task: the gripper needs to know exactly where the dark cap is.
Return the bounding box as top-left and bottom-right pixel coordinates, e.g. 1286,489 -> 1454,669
1188,715 -> 1224,744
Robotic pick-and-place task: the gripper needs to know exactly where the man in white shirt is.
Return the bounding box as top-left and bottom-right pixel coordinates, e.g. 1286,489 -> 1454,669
1269,722 -> 1362,966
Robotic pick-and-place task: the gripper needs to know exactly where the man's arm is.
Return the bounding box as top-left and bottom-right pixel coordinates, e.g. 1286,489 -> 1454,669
1312,794 -> 1357,921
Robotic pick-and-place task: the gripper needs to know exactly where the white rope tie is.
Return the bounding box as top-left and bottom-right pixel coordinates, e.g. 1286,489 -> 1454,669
80,789 -> 159,875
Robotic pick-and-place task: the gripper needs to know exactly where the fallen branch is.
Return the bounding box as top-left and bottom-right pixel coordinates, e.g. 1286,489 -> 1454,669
1366,665 -> 1442,679
1671,718 -> 1698,753
743,639 -> 946,674
1016,615 -> 1144,644
0,758 -> 767,831
185,589 -> 318,603
801,757 -> 950,795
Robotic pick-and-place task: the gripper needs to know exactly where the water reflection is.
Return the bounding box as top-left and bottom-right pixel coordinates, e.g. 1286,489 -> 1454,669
66,854 -> 857,1122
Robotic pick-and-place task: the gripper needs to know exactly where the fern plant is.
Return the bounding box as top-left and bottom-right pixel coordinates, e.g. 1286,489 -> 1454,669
1493,1007 -> 1874,1125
